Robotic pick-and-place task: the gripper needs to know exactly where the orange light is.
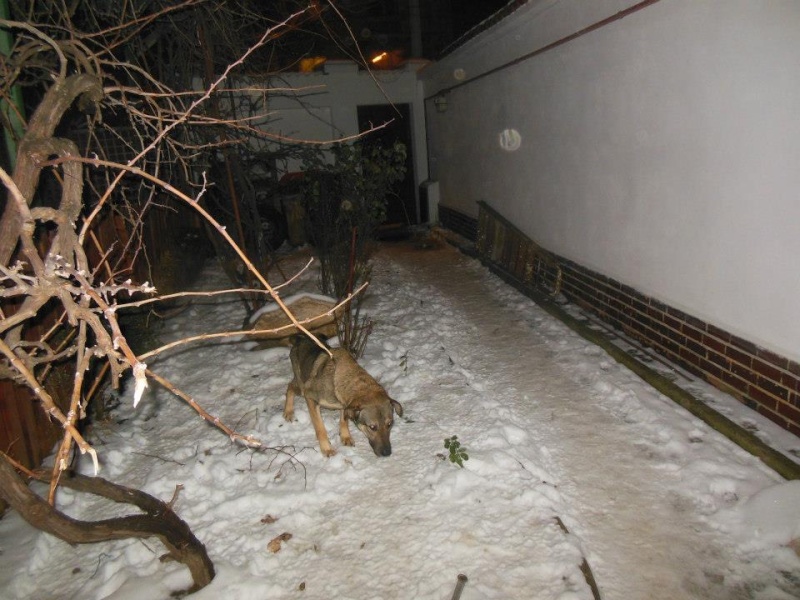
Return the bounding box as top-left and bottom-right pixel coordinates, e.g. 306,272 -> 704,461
299,56 -> 327,72
371,52 -> 388,64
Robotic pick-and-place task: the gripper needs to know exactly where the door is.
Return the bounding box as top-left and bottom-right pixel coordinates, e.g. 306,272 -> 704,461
357,103 -> 417,227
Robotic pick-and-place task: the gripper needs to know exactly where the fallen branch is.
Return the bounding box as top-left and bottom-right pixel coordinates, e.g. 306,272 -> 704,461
0,455 -> 215,594
137,282 -> 368,362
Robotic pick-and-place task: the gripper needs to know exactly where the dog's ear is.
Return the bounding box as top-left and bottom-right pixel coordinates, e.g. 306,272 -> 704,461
390,398 -> 403,417
345,407 -> 360,422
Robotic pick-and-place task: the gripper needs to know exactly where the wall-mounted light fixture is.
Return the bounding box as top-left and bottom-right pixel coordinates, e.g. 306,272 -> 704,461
433,95 -> 448,113
498,128 -> 522,152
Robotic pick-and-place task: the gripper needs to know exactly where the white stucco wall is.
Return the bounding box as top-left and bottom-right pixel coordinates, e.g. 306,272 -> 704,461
420,0 -> 800,363
261,61 -> 429,192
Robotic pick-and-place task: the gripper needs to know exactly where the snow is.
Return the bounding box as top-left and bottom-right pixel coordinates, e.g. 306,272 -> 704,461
1,240 -> 799,599
246,292 -> 337,325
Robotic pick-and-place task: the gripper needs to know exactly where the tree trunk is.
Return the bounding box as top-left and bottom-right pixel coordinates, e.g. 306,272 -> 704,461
0,456 -> 215,594
0,73 -> 102,267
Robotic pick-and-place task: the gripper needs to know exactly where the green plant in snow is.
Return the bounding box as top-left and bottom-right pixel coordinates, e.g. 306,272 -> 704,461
301,140 -> 406,298
444,435 -> 469,468
300,140 -> 406,356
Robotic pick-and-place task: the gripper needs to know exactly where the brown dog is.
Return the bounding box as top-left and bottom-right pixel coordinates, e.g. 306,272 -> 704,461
283,336 -> 403,457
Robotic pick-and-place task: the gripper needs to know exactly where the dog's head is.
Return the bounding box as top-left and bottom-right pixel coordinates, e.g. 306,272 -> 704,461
349,397 -> 403,457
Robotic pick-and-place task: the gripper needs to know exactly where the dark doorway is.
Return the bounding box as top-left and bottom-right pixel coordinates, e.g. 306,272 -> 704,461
357,103 -> 416,228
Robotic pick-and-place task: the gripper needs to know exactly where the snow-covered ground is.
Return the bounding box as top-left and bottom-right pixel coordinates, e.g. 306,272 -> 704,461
2,240 -> 799,600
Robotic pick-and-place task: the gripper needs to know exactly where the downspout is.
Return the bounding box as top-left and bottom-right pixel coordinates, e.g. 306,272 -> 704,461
409,0 -> 422,58
0,0 -> 26,171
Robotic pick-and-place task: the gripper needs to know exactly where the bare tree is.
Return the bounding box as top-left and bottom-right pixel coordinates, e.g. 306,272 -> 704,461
0,1 -> 362,593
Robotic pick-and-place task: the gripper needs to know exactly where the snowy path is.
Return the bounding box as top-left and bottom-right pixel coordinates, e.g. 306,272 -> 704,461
378,243 -> 732,599
1,240 -> 798,600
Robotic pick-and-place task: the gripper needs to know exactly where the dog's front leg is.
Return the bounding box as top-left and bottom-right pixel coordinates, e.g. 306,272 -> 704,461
339,411 -> 354,446
306,397 -> 336,457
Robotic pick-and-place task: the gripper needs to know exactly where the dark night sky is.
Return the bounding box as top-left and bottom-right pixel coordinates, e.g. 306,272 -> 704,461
268,0 -> 517,64
452,0 -> 512,38
337,0 -> 515,59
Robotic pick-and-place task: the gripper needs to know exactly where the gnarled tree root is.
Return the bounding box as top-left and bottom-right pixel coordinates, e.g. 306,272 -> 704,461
0,456 -> 214,595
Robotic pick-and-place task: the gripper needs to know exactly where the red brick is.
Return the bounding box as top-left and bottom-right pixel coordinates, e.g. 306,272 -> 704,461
707,324 -> 732,342
708,351 -> 730,370
755,376 -> 789,402
725,345 -> 753,368
663,314 -> 682,331
682,323 -> 704,342
720,370 -> 749,394
788,360 -> 800,378
752,358 -> 782,382
679,345 -> 701,366
696,357 -> 723,380
748,386 -> 778,411
756,348 -> 789,370
702,334 -> 726,355
780,372 -> 800,393
631,298 -> 649,315
777,400 -> 800,426
730,334 -> 760,355
732,361 -> 758,386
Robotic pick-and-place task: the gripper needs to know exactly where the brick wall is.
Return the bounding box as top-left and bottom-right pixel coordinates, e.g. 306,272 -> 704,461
439,204 -> 800,437
560,258 -> 800,436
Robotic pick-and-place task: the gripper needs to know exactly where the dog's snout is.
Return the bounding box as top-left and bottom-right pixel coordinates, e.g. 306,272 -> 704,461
370,440 -> 392,457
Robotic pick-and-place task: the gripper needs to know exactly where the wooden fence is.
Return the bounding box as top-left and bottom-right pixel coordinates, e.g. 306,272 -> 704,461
475,200 -> 563,297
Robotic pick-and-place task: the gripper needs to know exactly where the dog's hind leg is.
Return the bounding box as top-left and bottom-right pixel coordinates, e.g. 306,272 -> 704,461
306,397 -> 335,457
339,411 -> 354,447
283,380 -> 299,421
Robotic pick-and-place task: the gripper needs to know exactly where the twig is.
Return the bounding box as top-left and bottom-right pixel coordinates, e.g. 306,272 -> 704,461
78,6 -> 313,240
554,516 -> 602,600
146,369 -> 262,448
0,337 -> 99,478
114,266 -> 314,310
131,452 -> 187,467
451,574 -> 468,600
0,451 -> 37,479
167,484 -> 184,509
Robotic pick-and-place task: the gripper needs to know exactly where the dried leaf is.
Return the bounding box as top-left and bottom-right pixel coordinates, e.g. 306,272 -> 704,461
267,532 -> 292,553
260,514 -> 278,524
